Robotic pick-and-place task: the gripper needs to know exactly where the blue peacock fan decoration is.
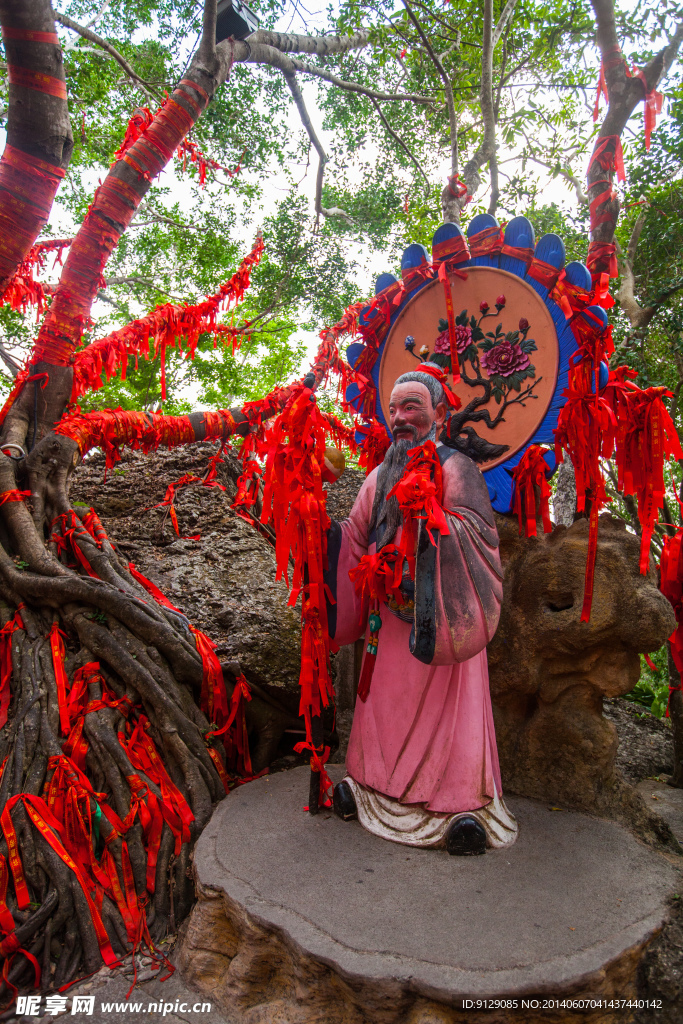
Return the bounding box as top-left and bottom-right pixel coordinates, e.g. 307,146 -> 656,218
345,215 -> 609,513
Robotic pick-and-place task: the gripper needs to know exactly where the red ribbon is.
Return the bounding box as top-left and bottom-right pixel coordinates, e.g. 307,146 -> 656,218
0,608 -> 23,730
412,363 -> 461,409
469,225 -> 505,258
511,446 -> 553,537
632,65 -> 663,151
189,625 -> 230,730
356,421 -> 391,475
128,562 -> 182,611
1,794 -> 119,967
349,545 -> 405,612
48,622 -> 71,735
294,742 -> 333,808
387,440 -> 451,580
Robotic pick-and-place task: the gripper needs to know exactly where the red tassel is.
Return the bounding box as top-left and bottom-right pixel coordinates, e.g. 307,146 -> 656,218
511,445 -> 553,537
357,649 -> 376,703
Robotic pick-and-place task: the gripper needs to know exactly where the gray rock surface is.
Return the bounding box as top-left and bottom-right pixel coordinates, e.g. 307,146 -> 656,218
605,698 -> 674,784
69,443 -> 354,768
179,765 -> 681,1021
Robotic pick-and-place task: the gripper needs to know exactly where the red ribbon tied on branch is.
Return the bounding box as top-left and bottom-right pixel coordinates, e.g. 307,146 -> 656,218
632,65 -> 663,151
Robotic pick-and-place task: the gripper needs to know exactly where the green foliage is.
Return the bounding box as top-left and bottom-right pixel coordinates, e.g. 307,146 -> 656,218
0,0 -> 680,420
623,647 -> 670,719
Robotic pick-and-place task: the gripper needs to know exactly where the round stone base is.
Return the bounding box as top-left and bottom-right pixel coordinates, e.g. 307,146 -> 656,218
178,766 -> 681,1023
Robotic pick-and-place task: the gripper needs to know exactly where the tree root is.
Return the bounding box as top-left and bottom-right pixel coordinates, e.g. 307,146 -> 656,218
0,444 -> 254,995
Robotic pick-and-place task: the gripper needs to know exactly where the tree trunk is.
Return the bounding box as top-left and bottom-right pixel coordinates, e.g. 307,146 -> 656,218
0,0 -> 72,295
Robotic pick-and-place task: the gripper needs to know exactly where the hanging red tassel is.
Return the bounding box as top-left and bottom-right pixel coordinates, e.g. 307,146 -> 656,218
189,625 -> 230,729
356,604 -> 382,702
511,445 -> 553,537
256,380 -> 336,801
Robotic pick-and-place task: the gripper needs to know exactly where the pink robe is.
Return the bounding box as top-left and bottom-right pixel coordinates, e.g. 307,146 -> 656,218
327,447 -> 504,814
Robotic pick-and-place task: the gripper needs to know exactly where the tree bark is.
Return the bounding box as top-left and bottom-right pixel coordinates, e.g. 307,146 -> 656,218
0,0 -> 72,295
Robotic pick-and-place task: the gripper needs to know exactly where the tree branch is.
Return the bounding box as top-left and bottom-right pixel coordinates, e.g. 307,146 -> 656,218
53,11 -> 164,101
0,0 -> 73,296
588,0 -> 683,252
452,0 -> 496,223
402,0 -> 457,181
370,97 -> 430,191
247,28 -> 371,56
492,0 -> 519,49
290,58 -> 436,104
524,151 -> 588,204
199,0 -> 217,68
283,71 -> 353,227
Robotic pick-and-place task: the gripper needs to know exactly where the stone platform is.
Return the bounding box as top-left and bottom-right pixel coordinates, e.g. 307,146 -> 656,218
178,766 -> 682,1024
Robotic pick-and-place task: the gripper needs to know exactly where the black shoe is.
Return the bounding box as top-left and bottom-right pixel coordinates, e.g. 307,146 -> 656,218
333,781 -> 357,821
445,815 -> 487,856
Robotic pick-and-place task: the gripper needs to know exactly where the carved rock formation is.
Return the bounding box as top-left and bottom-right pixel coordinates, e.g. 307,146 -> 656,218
488,512 -> 676,840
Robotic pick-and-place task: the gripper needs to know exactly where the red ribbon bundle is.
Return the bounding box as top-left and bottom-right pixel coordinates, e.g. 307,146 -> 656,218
55,408 -> 198,467
189,625 -> 230,730
612,387 -> 682,572
387,440 -> 451,580
356,421 -> 391,475
511,446 -> 553,537
349,545 -> 405,613
555,301 -> 682,619
554,394 -> 615,622
258,383 -> 336,752
71,235 -> 263,402
51,510 -> 99,576
121,717 -> 195,889
632,65 -> 663,151
0,239 -> 69,317
206,673 -> 253,780
1,794 -> 119,968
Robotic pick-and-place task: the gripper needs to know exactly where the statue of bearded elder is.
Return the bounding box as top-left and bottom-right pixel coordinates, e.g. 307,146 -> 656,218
325,364 -> 518,855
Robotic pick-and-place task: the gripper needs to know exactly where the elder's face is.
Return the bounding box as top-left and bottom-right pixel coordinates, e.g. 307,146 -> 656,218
389,382 -> 436,445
